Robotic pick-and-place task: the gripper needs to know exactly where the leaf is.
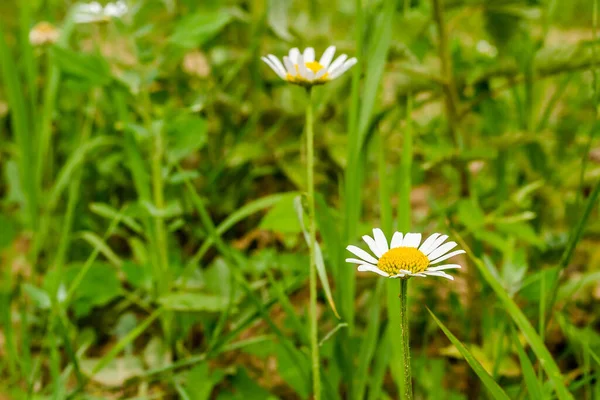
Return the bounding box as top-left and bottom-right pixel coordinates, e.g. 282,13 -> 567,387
22,283 -> 51,310
63,263 -> 122,318
427,308 -> 511,400
170,10 -> 233,49
80,356 -> 144,387
50,46 -> 112,86
267,0 -> 293,41
0,214 -> 16,249
293,195 -> 340,319
88,309 -> 162,381
185,362 -> 226,400
260,194 -> 302,234
78,231 -> 123,267
275,343 -> 311,399
353,280 -> 385,399
511,328 -> 543,399
158,292 -> 228,312
90,203 -> 143,234
166,114 -> 208,164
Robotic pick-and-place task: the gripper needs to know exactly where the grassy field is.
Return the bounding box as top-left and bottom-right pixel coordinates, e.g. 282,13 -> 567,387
0,0 -> 599,399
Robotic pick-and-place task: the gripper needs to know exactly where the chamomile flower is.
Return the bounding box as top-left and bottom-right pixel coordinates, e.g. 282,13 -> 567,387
346,229 -> 465,280
73,1 -> 128,24
29,22 -> 60,46
261,46 -> 357,87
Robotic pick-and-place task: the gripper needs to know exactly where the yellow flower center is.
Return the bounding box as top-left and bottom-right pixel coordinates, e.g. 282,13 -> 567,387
377,247 -> 430,275
285,61 -> 329,84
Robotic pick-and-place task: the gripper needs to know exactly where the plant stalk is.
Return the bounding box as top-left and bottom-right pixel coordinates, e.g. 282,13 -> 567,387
306,87 -> 321,399
399,278 -> 412,400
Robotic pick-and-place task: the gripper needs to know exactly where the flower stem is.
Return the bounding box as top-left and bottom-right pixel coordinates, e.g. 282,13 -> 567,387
399,278 -> 413,400
306,87 -> 321,399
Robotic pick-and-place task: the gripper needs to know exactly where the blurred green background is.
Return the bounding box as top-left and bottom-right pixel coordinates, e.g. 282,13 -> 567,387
0,0 -> 599,399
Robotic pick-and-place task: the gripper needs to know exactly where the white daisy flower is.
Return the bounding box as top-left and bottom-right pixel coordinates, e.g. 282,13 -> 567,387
29,22 -> 60,46
261,46 -> 357,87
346,229 -> 465,280
73,1 -> 128,24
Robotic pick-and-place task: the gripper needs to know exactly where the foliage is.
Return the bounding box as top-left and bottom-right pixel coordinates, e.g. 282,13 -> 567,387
0,0 -> 599,398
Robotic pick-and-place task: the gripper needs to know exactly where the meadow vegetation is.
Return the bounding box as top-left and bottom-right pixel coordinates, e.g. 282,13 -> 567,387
0,0 -> 599,399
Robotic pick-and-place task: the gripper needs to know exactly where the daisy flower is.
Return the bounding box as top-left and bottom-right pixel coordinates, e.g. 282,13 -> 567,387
346,229 -> 465,280
29,22 -> 60,46
261,46 -> 357,87
73,1 -> 128,24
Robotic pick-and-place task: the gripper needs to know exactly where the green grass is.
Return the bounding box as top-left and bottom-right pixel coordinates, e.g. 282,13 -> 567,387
0,0 -> 599,398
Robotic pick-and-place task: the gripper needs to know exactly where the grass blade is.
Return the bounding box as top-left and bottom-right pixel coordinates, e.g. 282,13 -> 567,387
511,328 -> 544,399
454,233 -> 574,400
427,308 -> 511,400
0,22 -> 37,229
353,280 -> 384,400
294,195 -> 340,318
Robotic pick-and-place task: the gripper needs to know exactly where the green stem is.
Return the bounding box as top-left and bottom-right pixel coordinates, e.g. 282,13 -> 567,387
399,279 -> 412,400
151,124 -> 169,297
306,87 -> 321,400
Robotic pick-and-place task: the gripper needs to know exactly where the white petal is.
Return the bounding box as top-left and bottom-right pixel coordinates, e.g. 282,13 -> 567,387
315,68 -> 327,79
422,235 -> 448,256
372,228 -> 389,253
296,54 -> 308,78
346,245 -> 379,264
427,264 -> 461,272
411,273 -> 427,277
329,57 -> 357,80
430,250 -> 466,265
419,233 -> 441,254
362,235 -> 384,258
261,57 -> 284,79
267,55 -> 286,77
327,54 -> 348,75
357,264 -> 389,277
402,233 -> 422,248
319,46 -> 336,68
427,242 -> 458,262
283,56 -> 296,75
390,232 -> 404,248
303,47 -> 315,63
345,258 -> 377,267
399,269 -> 413,275
288,47 -> 301,64
423,271 -> 454,280
306,69 -> 315,81
390,274 -> 406,279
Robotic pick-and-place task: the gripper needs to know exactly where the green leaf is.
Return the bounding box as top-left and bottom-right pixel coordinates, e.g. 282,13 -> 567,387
293,196 -> 340,319
260,194 -> 302,234
353,280 -> 384,400
0,214 -> 16,249
158,292 -> 228,312
170,10 -> 233,49
275,343 -> 311,399
185,362 -> 226,400
63,263 -> 122,318
78,231 -> 123,268
267,0 -> 293,40
50,46 -> 112,86
427,308 -> 511,400
90,203 -> 143,234
22,283 -> 51,310
166,114 -> 208,164
511,329 -> 543,399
